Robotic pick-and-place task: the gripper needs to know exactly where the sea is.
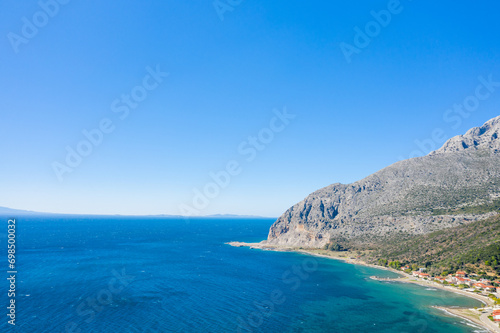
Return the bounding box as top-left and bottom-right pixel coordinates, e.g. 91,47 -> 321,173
0,216 -> 488,333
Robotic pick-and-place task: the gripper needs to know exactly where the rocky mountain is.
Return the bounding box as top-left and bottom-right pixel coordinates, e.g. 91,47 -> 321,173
265,116 -> 500,248
432,115 -> 500,154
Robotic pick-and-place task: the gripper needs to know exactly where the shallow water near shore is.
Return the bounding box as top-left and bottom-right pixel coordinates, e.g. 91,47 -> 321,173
0,216 -> 486,332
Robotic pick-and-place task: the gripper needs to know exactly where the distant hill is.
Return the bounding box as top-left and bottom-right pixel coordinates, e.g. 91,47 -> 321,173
205,214 -> 274,219
0,207 -> 271,219
0,206 -> 40,216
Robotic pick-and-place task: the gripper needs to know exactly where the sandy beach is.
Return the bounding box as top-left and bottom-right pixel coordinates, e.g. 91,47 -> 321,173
228,241 -> 500,332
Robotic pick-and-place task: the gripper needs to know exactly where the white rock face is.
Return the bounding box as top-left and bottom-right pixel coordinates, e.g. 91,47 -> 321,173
432,115 -> 500,154
266,116 -> 500,248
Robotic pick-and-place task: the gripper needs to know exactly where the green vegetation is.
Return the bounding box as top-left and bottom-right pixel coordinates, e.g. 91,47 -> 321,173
325,243 -> 346,251
323,237 -> 349,252
432,198 -> 500,216
376,259 -> 401,269
368,214 -> 500,277
488,294 -> 500,304
378,259 -> 387,266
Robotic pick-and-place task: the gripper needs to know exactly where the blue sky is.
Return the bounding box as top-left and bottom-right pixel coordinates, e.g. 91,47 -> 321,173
1,0 -> 499,216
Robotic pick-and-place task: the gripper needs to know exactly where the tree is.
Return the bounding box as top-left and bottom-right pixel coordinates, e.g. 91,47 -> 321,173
378,259 -> 388,267
390,260 -> 402,269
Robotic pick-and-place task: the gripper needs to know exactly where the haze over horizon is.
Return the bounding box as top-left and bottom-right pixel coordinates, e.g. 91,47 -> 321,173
1,1 -> 500,216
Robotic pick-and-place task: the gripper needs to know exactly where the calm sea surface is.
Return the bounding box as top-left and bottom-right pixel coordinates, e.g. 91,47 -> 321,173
0,216 -> 486,332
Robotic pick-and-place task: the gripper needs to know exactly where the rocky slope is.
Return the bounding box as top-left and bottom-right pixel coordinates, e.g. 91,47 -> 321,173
265,116 -> 500,248
433,115 -> 500,154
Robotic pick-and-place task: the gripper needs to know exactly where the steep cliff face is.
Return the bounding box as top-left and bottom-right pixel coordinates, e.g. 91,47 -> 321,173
266,116 -> 500,248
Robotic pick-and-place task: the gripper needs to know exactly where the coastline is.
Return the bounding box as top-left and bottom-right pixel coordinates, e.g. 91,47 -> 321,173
228,241 -> 500,332
435,306 -> 497,333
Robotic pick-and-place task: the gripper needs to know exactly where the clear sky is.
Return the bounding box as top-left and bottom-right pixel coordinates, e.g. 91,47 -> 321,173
1,0 -> 499,217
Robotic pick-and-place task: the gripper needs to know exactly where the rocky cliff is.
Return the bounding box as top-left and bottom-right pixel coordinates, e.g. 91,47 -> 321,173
266,116 -> 500,248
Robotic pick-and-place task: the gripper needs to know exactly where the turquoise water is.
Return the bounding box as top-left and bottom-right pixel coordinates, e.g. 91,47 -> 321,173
0,216 -> 486,332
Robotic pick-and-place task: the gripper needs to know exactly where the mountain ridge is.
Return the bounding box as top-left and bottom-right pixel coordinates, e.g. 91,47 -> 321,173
432,115 -> 500,154
264,116 -> 500,248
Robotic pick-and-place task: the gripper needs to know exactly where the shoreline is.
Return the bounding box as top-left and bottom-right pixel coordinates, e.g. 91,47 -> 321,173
434,306 -> 490,332
228,241 -> 500,332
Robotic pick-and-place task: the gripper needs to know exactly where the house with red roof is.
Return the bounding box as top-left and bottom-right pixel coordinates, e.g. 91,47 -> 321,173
463,278 -> 473,287
473,283 -> 496,291
456,271 -> 467,277
493,310 -> 500,322
455,277 -> 473,286
474,283 -> 488,289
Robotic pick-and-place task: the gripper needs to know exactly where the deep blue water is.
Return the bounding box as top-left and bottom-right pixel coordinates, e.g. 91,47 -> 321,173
0,216 -> 487,332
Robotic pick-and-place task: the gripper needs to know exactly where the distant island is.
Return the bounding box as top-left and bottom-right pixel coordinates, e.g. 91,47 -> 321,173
0,206 -> 273,219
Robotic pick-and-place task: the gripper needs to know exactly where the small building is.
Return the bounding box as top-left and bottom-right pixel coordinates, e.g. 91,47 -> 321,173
419,273 -> 430,279
412,271 -> 420,277
446,276 -> 457,284
473,283 -> 494,291
473,283 -> 487,289
455,277 -> 473,286
456,271 -> 467,277
463,278 -> 473,287
493,310 -> 500,322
